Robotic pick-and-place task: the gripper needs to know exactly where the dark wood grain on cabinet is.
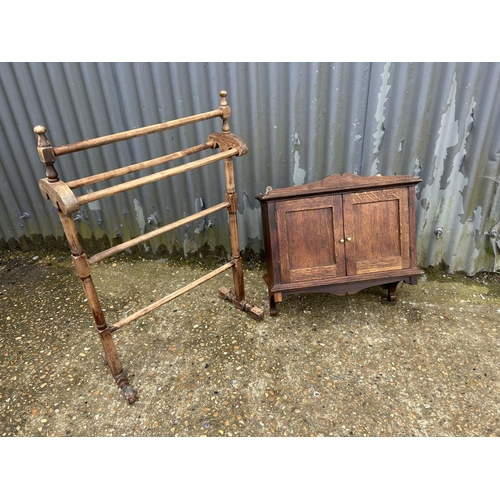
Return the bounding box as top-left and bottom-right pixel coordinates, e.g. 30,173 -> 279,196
256,173 -> 423,315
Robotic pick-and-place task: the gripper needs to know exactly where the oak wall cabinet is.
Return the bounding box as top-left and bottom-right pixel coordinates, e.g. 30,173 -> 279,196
256,173 -> 423,315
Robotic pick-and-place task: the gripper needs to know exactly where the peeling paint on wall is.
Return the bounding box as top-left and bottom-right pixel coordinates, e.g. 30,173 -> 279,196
371,62 -> 392,175
237,192 -> 262,251
292,132 -> 306,186
86,190 -> 104,228
193,197 -> 206,234
418,75 -> 459,223
413,158 -> 422,183
183,231 -> 198,257
133,199 -> 146,235
87,196 -> 102,214
417,74 -> 484,273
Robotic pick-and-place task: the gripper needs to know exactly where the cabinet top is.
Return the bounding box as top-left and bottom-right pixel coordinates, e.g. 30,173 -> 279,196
256,172 -> 422,201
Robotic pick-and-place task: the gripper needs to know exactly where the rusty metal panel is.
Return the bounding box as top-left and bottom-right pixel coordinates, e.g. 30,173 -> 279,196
1,62 -> 499,274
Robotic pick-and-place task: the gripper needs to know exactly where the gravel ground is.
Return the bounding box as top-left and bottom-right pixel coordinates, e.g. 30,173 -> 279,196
1,249 -> 499,438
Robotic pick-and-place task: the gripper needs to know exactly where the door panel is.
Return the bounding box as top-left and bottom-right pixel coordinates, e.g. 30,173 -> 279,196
343,188 -> 410,275
276,195 -> 345,283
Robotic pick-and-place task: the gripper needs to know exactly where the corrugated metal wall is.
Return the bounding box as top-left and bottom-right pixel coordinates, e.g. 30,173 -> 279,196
1,62 -> 499,274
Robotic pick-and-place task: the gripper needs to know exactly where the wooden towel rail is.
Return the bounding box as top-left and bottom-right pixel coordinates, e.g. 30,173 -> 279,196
33,90 -> 263,404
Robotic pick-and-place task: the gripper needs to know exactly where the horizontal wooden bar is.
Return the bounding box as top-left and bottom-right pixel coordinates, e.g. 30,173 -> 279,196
66,141 -> 214,189
88,201 -> 230,264
76,149 -> 237,206
108,261 -> 235,332
53,109 -> 223,156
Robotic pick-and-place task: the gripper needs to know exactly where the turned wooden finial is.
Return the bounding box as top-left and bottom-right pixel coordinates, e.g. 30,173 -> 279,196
219,90 -> 231,134
219,90 -> 228,106
34,125 -> 59,182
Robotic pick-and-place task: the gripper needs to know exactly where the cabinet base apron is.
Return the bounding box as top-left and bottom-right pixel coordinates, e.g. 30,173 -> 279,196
264,269 -> 424,316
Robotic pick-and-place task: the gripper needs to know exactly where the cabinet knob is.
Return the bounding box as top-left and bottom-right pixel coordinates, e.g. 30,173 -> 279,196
346,237 -> 352,242
339,238 -> 345,243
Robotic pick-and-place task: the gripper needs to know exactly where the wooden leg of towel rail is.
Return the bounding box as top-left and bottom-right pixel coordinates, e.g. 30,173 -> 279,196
221,148 -> 262,318
99,327 -> 137,404
59,212 -> 137,404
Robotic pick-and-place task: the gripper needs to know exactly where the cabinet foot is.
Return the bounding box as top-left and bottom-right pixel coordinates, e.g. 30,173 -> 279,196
382,282 -> 400,301
263,274 -> 281,316
269,293 -> 278,316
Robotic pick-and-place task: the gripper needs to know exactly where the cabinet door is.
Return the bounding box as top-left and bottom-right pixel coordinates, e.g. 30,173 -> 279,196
276,195 -> 345,283
343,188 -> 410,275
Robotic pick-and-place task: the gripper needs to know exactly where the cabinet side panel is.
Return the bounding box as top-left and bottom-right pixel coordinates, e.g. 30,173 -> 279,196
260,201 -> 280,284
408,185 -> 418,268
